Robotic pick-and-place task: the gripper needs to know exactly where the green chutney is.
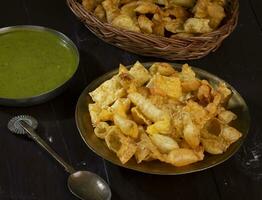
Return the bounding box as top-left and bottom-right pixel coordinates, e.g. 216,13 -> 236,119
0,29 -> 78,99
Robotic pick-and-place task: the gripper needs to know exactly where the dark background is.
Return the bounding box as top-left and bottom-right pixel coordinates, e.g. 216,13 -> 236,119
0,0 -> 262,199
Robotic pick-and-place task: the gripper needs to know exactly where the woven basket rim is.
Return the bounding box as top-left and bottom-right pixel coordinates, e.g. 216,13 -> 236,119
67,0 -> 239,60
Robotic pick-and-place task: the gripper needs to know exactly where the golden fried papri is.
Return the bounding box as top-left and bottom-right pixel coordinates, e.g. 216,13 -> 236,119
82,0 -> 227,37
112,14 -> 141,32
138,15 -> 154,34
165,19 -> 184,33
184,18 -> 212,33
94,4 -> 106,21
102,0 -> 121,22
88,62 -> 242,167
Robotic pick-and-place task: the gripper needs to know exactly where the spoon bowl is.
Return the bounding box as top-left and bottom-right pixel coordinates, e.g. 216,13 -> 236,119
68,171 -> 111,200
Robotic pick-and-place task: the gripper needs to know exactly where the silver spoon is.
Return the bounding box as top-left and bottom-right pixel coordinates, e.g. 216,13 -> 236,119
8,115 -> 111,200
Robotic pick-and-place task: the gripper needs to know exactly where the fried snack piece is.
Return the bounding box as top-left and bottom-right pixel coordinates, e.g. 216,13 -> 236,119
205,92 -> 222,118
138,15 -> 154,34
183,100 -> 209,127
94,122 -> 110,139
181,79 -> 201,92
120,1 -> 137,20
220,126 -> 242,145
146,117 -> 171,134
165,19 -> 184,33
207,2 -> 225,28
193,0 -> 225,28
180,63 -> 196,80
216,82 -> 232,104
169,0 -> 196,8
128,93 -> 171,134
82,0 -> 98,11
113,114 -> 139,138
118,62 -> 151,92
112,14 -> 141,32
94,5 -> 106,21
135,2 -> 159,14
135,132 -> 152,163
193,0 -> 209,18
110,98 -> 131,117
118,63 -> 129,73
218,110 -> 237,124
99,108 -> 113,121
136,86 -> 150,97
129,61 -> 151,86
149,133 -> 179,153
128,92 -> 167,122
163,105 -> 184,138
166,147 -> 204,167
89,103 -> 112,125
152,20 -> 165,36
166,6 -> 190,19
201,137 -> 226,154
89,103 -> 102,125
182,114 -> 200,148
201,125 -> 228,154
131,107 -> 152,125
149,62 -> 176,76
147,74 -> 182,99
179,64 -> 201,92
118,70 -> 137,93
197,80 -> 212,104
184,18 -> 212,33
151,13 -> 165,36
152,12 -> 161,21
119,72 -> 139,94
135,129 -> 164,163
201,118 -> 242,154
102,0 -> 120,22
105,126 -> 137,163
148,94 -> 168,108
89,75 -> 126,108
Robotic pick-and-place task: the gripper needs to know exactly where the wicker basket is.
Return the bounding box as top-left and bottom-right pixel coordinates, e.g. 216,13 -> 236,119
67,0 -> 239,60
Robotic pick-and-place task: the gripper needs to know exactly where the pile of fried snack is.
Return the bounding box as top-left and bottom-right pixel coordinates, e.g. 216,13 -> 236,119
88,62 -> 242,167
82,0 -> 227,37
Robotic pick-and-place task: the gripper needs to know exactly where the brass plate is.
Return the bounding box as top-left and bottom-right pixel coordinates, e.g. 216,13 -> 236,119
75,63 -> 250,175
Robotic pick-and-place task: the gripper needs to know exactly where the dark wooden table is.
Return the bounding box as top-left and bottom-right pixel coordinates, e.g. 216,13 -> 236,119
1,0 -> 262,199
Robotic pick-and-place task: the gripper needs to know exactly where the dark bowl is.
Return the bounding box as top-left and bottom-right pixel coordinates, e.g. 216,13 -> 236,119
0,25 -> 79,107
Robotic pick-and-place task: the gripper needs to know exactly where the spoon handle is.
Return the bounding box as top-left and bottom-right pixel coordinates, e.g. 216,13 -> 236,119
19,121 -> 76,174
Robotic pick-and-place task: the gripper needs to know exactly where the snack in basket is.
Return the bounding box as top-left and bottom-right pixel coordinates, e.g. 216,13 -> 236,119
82,0 -> 227,37
88,62 -> 242,167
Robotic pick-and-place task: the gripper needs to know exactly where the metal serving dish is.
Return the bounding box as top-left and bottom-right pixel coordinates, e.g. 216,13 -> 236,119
75,62 -> 250,175
0,26 -> 79,107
